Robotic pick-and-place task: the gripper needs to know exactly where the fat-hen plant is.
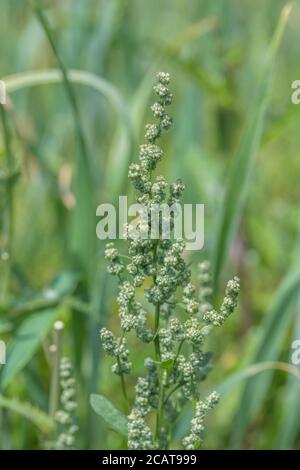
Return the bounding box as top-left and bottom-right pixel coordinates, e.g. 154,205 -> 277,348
100,72 -> 240,450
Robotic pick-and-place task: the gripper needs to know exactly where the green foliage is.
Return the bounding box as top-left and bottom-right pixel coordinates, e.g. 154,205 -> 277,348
0,0 -> 298,451
231,268 -> 300,448
90,394 -> 128,437
212,5 -> 291,289
0,395 -> 54,434
0,309 -> 59,390
98,72 -> 240,450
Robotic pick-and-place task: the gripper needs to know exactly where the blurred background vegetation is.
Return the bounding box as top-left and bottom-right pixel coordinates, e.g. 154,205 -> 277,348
0,0 -> 300,450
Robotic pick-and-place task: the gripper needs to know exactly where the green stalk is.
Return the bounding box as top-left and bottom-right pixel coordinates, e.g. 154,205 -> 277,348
212,3 -> 292,290
154,303 -> 161,361
0,104 -> 14,303
173,339 -> 184,366
152,239 -> 163,441
49,322 -> 64,417
32,3 -> 94,177
117,356 -> 129,408
155,367 -> 165,445
152,242 -> 161,361
117,332 -> 129,409
191,377 -> 197,411
164,382 -> 182,404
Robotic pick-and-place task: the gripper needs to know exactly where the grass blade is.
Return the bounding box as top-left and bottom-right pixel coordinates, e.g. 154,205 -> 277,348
175,360 -> 300,442
0,395 -> 54,434
230,267 -> 300,448
0,308 -> 59,390
212,4 -> 292,289
32,3 -> 93,176
275,300 -> 300,448
216,361 -> 300,397
0,104 -> 15,303
4,69 -> 131,128
32,3 -> 96,273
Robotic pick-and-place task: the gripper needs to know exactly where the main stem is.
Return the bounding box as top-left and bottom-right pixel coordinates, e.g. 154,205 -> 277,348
152,241 -> 163,442
153,241 -> 161,361
117,356 -> 129,408
154,303 -> 161,360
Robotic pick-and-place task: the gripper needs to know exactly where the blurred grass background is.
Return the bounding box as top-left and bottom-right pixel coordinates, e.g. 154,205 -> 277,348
0,0 -> 300,450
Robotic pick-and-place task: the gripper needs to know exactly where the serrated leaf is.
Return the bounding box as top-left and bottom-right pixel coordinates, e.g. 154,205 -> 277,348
90,393 -> 128,437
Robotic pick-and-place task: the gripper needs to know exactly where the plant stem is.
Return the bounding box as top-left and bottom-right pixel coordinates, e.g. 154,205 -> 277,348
155,367 -> 165,444
154,303 -> 161,361
0,104 -> 14,303
191,377 -> 197,410
174,339 -> 185,366
164,382 -> 182,404
49,326 -> 63,417
152,241 -> 161,361
33,4 -> 93,175
152,240 -> 164,441
117,356 -> 129,408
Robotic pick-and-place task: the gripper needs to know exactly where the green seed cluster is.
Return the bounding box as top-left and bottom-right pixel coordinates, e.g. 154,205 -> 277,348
55,358 -> 78,449
134,377 -> 151,416
128,363 -> 159,450
100,72 -> 240,450
104,243 -> 124,275
203,276 -> 240,326
198,261 -> 213,315
128,408 -> 155,450
182,391 -> 220,450
100,328 -> 132,375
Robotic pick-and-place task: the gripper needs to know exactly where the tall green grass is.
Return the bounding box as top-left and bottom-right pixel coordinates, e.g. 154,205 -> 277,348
0,0 -> 299,450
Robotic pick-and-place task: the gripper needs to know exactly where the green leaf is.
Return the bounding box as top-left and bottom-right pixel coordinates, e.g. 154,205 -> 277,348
174,361 -> 300,441
0,394 -> 54,434
4,69 -> 130,132
0,308 -> 59,390
4,66 -> 133,272
90,393 -> 128,437
161,359 -> 174,372
230,268 -> 300,448
212,5 -> 292,289
49,271 -> 80,298
10,271 -> 80,317
275,301 -> 300,449
216,361 -> 300,398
